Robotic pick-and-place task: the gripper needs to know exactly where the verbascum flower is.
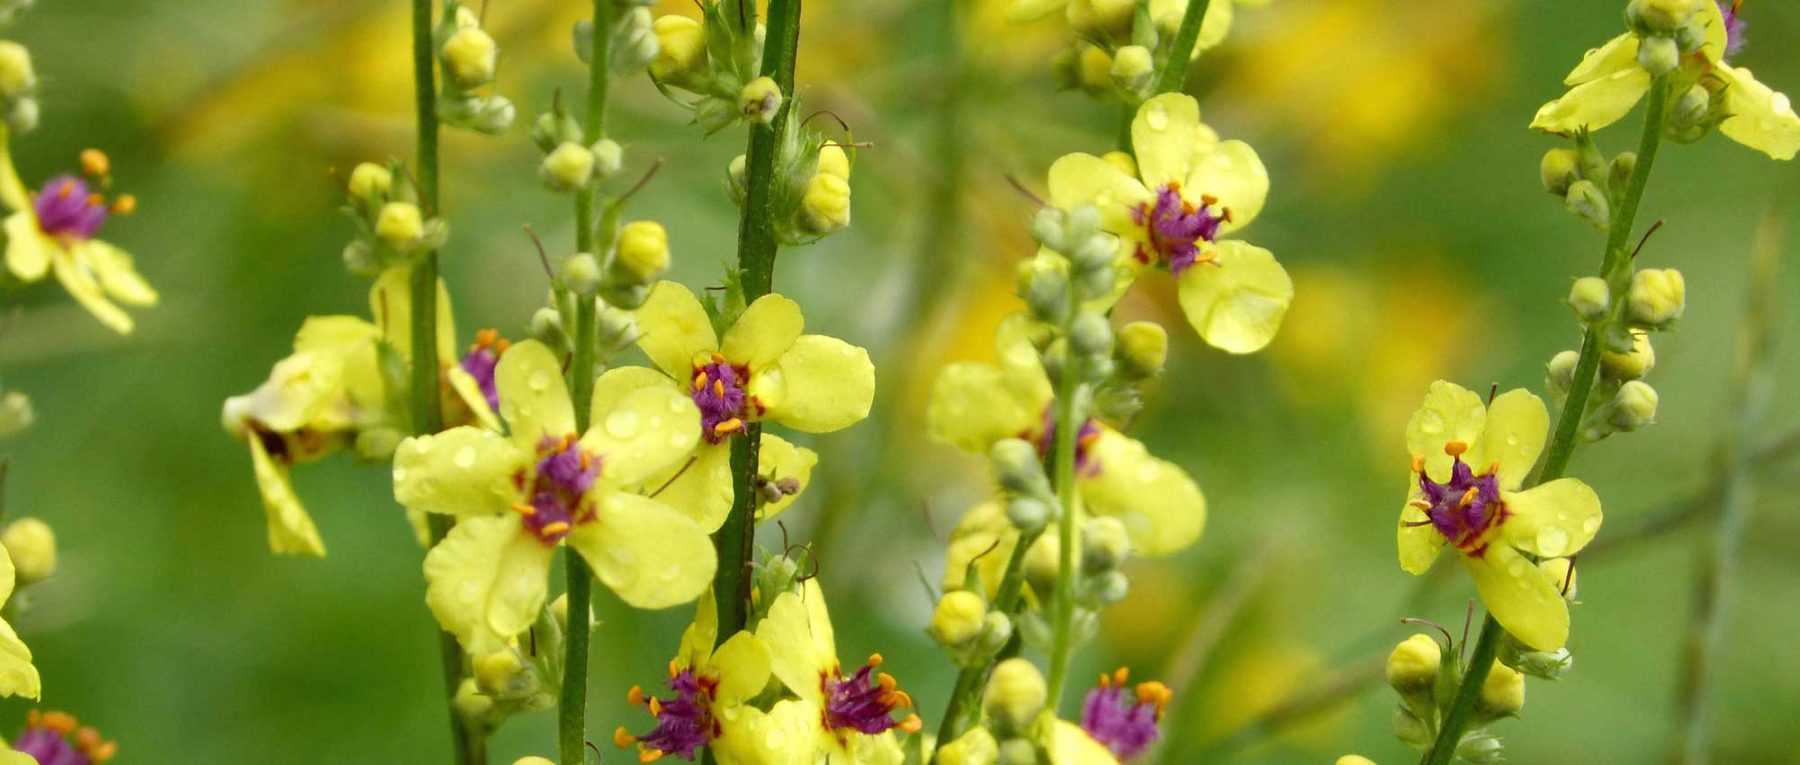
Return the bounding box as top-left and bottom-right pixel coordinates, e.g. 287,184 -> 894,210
1078,667 -> 1170,761
1398,381 -> 1604,651
732,580 -> 918,764
616,593 -> 772,763
1531,1 -> 1798,160
1047,94 -> 1290,353
395,340 -> 715,652
928,314 -> 1205,557
628,281 -> 870,529
0,545 -> 39,699
0,147 -> 154,334
6,710 -> 114,763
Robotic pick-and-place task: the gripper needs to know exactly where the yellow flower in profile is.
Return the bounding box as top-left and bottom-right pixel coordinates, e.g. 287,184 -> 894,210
0,144 -> 154,334
740,579 -> 919,765
0,545 -> 39,700
928,314 -> 1206,557
628,281 -> 870,530
1047,93 -> 1291,354
394,340 -> 715,651
1397,381 -> 1603,651
1531,2 -> 1798,160
616,593 -> 773,763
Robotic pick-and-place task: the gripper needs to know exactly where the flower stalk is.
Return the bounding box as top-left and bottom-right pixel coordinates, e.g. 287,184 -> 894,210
1151,0 -> 1211,96
1044,296 -> 1084,708
1421,76 -> 1672,765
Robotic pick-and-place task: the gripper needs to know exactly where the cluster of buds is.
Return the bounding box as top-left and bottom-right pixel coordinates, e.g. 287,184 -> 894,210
730,128 -> 856,243
0,384 -> 31,438
1621,0 -> 1741,143
0,38 -> 35,133
644,0 -> 772,133
981,658 -> 1050,763
928,582 -> 1015,670
530,98 -> 624,194
339,161 -> 449,276
1546,266 -> 1683,442
1385,632 -> 1526,763
434,1 -> 515,135
573,0 -> 661,76
454,596 -> 580,731
1048,0 -> 1226,103
1539,133 -> 1637,231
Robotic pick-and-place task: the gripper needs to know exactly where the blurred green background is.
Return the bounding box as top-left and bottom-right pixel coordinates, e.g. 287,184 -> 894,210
0,0 -> 1797,762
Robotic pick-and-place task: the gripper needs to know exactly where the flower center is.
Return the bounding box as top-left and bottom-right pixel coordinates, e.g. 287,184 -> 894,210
513,434 -> 601,544
620,668 -> 719,761
1080,668 -> 1170,761
1132,183 -> 1226,275
460,329 -> 508,412
1408,441 -> 1506,555
820,654 -> 921,738
690,353 -> 755,443
1032,406 -> 1104,476
33,175 -> 111,240
14,709 -> 117,764
1719,0 -> 1747,58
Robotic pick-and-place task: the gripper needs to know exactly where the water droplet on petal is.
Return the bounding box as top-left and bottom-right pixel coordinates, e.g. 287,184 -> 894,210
1145,103 -> 1169,130
1582,516 -> 1600,535
606,409 -> 641,439
454,446 -> 477,469
527,370 -> 552,392
1417,411 -> 1445,435
1536,527 -> 1569,557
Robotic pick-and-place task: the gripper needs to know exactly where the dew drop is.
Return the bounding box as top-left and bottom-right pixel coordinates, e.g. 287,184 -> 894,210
669,396 -> 689,413
1582,516 -> 1600,535
527,369 -> 552,392
1144,103 -> 1169,130
606,409 -> 642,439
454,446 -> 477,469
1417,411 -> 1445,435
1505,433 -> 1520,447
1536,527 -> 1569,557
392,467 -> 408,483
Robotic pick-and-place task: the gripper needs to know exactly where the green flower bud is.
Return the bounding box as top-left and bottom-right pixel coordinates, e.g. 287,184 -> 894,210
347,162 -> 393,205
1070,313 -> 1114,358
1476,661 -> 1526,720
738,76 -> 783,125
1031,207 -> 1068,252
1067,0 -> 1134,37
1087,570 -> 1129,605
1006,496 -> 1050,533
727,154 -> 748,206
531,110 -> 584,153
1110,45 -> 1154,94
1540,148 -> 1580,196
453,678 -> 494,721
1600,331 -> 1655,381
1627,0 -> 1699,34
1546,349 -> 1579,402
376,202 -> 426,248
0,390 -> 33,438
562,253 -> 602,297
929,590 -> 988,647
1,517 -> 55,585
1392,707 -> 1432,748
443,93 -> 516,135
540,141 -> 596,192
530,306 -> 568,349
1565,179 -> 1611,230
592,138 -> 624,181
1456,733 -> 1505,765
1568,276 -> 1611,323
1386,634 -> 1442,697
1635,34 -> 1680,77
1066,204 -> 1101,244
996,739 -> 1038,765
798,172 -> 852,234
1608,152 -> 1638,194
610,8 -> 659,75
473,649 -> 528,696
1018,256 -> 1071,324
1023,534 -> 1061,596
1505,635 -> 1575,681
984,658 -> 1048,733
442,26 -> 499,89
935,728 -> 999,765
1116,321 -> 1168,379
976,611 -> 1014,656
1608,379 -> 1659,431
1081,516 -> 1131,573
1627,267 -> 1685,328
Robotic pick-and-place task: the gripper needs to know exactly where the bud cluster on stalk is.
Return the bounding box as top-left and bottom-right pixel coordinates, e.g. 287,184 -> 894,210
434,0 -> 516,134
340,161 -> 451,276
1384,632 -> 1526,764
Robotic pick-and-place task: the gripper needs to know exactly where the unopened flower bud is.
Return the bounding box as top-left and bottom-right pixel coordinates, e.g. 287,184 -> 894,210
1456,734 -> 1505,765
1116,321 -> 1168,379
738,76 -> 783,125
1627,267 -> 1685,328
530,306 -> 568,349
540,141 -> 596,192
1393,707 -> 1432,747
591,139 -> 624,180
727,154 -> 748,205
1023,534 -> 1061,595
997,739 -> 1037,765
531,110 -> 584,153
1600,332 -> 1655,381
1019,256 -> 1071,323
1,518 -> 55,584
562,252 -> 602,296
1608,380 -> 1659,431
649,15 -> 706,88
7,97 -> 36,134
935,728 -> 999,765
1546,350 -> 1579,401
1031,207 -> 1068,252
1635,34 -> 1680,77
442,26 -> 499,89
1006,497 -> 1050,533
1476,661 -> 1525,719
1110,45 -> 1154,94
930,590 -> 988,646
473,649 -> 525,696
799,172 -> 852,234
376,202 -> 426,248
1386,634 -> 1442,696
1568,276 -> 1610,323
991,438 -> 1051,499
1087,570 -> 1129,604
1070,313 -> 1114,358
1540,148 -> 1580,196
1609,152 -> 1638,193
1076,45 -> 1113,93
816,144 -> 851,181
1081,516 -> 1131,573
1565,179 -> 1610,230
0,41 -> 33,100
453,678 -> 494,720
976,611 -> 1014,655
347,162 -> 393,205
0,390 -> 32,438
1539,557 -> 1578,602
1072,233 -> 1116,275
1336,757 -> 1379,765
614,221 -> 670,283
1067,0 -> 1134,38
1507,641 -> 1575,680
1627,0 -> 1699,34
984,658 -> 1047,733
610,8 -> 659,74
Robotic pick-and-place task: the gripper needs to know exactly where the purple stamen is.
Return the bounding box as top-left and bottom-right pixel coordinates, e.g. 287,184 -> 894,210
13,712 -> 111,765
634,670 -> 716,760
1034,407 -> 1103,477
523,435 -> 601,543
691,357 -> 752,443
1080,683 -> 1163,761
1130,184 -> 1223,276
33,175 -> 108,240
1412,453 -> 1505,554
822,662 -> 907,735
1717,1 -> 1747,58
459,346 -> 501,412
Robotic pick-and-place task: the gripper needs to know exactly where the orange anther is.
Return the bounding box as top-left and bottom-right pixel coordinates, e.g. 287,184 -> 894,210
1444,441 -> 1469,457
877,672 -> 897,690
511,502 -> 537,516
899,714 -> 923,733
110,194 -> 136,215
628,685 -> 647,705
1112,666 -> 1130,686
614,726 -> 638,747
668,659 -> 681,678
80,149 -> 109,178
640,748 -> 665,763
868,652 -> 885,667
711,352 -> 726,365
648,697 -> 663,716
1200,193 -> 1219,207
56,179 -> 75,198
43,712 -> 77,733
540,521 -> 571,536
692,374 -> 706,391
1457,487 -> 1478,509
714,418 -> 743,435
1410,454 -> 1425,474
713,380 -> 725,397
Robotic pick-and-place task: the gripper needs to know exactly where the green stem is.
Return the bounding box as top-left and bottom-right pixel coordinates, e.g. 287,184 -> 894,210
1423,77 -> 1672,765
932,524 -> 1046,747
1044,317 -> 1083,707
409,1 -> 478,763
559,2 -> 611,761
711,0 -> 802,644
1150,0 -> 1211,96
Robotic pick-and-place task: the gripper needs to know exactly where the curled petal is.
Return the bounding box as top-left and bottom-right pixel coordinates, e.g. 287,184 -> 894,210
1718,66 -> 1800,161
1530,68 -> 1651,134
249,436 -> 326,557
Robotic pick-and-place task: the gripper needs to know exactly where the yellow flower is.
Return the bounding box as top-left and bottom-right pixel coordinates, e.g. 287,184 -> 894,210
746,579 -> 919,764
1531,3 -> 1798,160
627,281 -> 870,530
1051,719 -> 1121,764
928,314 -> 1206,557
396,340 -> 715,651
1397,381 -> 1604,651
1047,93 -> 1291,353
616,592 -> 774,763
0,143 -> 155,334
0,546 -> 39,700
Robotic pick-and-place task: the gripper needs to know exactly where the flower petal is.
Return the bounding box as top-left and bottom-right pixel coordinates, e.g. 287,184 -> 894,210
1052,720 -> 1121,765
3,213 -> 46,281
926,362 -> 1038,454
1695,0 -> 1728,62
423,514 -> 553,653
495,340 -> 577,448
635,280 -> 719,379
1080,429 -> 1205,556
646,441 -> 733,531
82,240 -> 157,306
997,313 -> 1056,406
1398,486 -> 1445,575
1405,380 -> 1487,483
369,266 -> 456,366
567,492 -> 714,609
1187,139 -> 1268,234
1501,478 -> 1602,559
1133,93 -> 1204,189
393,427 -> 526,517
447,366 -> 502,432
1530,67 -> 1651,134
756,433 -> 817,521
756,579 -> 834,705
677,589 -> 719,670
762,335 -> 875,433
581,373 -> 702,488
713,699 -> 821,765
53,246 -> 132,333
1718,66 -> 1800,161
943,502 -> 1018,600
1176,239 -> 1292,354
710,630 -> 773,706
1565,33 -> 1638,85
723,293 -> 804,370
0,615 -> 39,700
1465,543 -> 1570,651
1047,153 -> 1153,235
1470,389 -> 1549,490
248,436 -> 326,557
